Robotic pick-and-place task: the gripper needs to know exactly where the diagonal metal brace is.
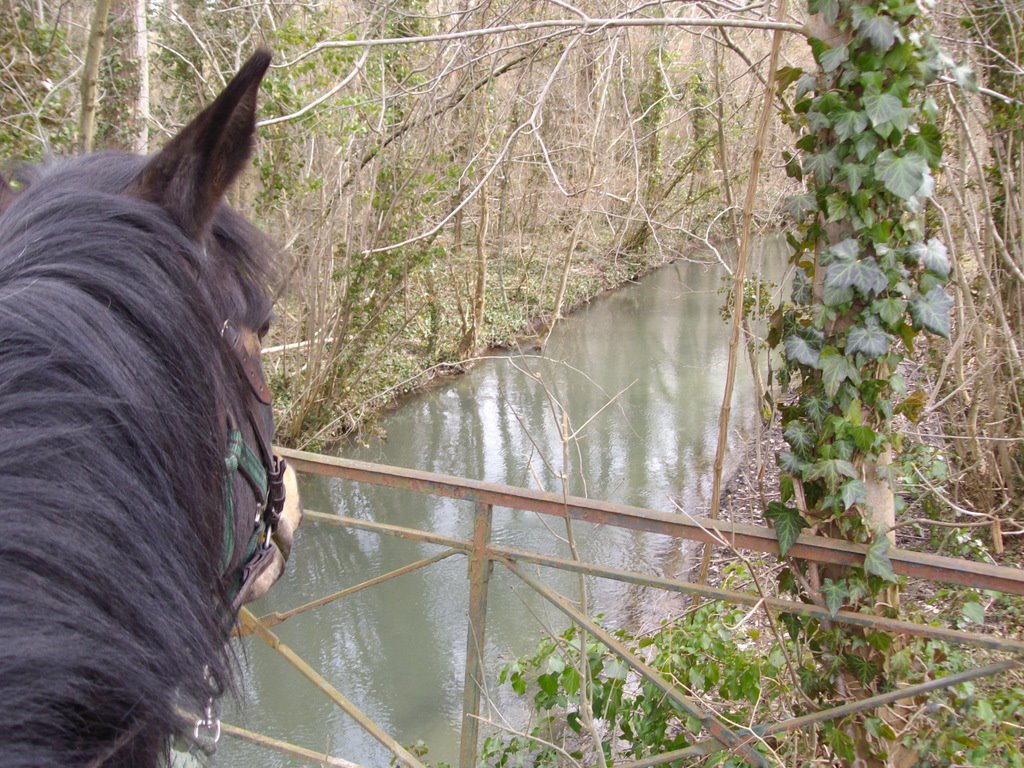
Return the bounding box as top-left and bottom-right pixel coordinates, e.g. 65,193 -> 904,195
501,559 -> 769,768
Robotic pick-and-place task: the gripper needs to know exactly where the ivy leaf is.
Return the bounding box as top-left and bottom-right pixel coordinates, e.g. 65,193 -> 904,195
808,0 -> 840,25
876,150 -> 929,200
855,10 -> 898,52
840,163 -> 869,194
766,502 -> 809,558
906,123 -> 943,164
909,237 -> 950,277
784,422 -> 817,456
825,257 -> 888,297
833,109 -> 868,141
865,535 -> 897,582
785,334 -> 822,368
823,280 -> 854,307
776,66 -> 805,92
807,457 -> 858,489
829,238 -> 860,262
871,297 -> 907,328
796,74 -> 817,100
825,193 -> 849,223
845,654 -> 880,685
820,347 -> 861,398
784,193 -> 818,220
841,478 -> 868,509
801,394 -> 831,427
864,91 -> 904,127
820,44 -> 849,74
821,578 -> 850,617
779,450 -> 812,476
909,286 -> 953,337
895,389 -> 927,422
847,318 -> 892,358
804,149 -> 840,184
854,131 -> 878,161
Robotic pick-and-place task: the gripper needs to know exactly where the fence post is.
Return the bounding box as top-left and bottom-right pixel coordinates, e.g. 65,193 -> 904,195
459,502 -> 493,768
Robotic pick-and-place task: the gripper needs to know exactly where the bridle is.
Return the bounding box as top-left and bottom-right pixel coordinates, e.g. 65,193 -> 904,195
170,319 -> 290,764
219,318 -> 289,609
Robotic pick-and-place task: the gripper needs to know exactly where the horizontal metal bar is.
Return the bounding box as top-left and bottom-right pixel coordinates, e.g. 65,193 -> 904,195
490,545 -> 1024,654
237,608 -> 427,768
304,509 -> 473,550
617,658 -> 1023,767
303,510 -> 1024,654
220,721 -> 366,768
278,448 -> 1024,595
239,548 -> 460,634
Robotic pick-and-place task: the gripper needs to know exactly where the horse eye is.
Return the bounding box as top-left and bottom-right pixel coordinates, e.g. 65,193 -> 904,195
258,313 -> 274,339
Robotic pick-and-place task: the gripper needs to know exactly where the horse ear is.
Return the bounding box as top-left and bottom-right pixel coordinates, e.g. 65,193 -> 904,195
128,50 -> 271,237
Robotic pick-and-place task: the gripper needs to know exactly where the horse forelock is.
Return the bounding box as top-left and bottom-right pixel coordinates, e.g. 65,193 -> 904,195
0,151 -> 270,767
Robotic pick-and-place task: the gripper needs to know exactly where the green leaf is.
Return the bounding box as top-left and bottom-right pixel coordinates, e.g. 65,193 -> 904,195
820,347 -> 860,398
823,280 -> 854,307
962,600 -> 985,626
821,578 -> 849,617
537,672 -> 559,697
876,150 -> 929,199
784,193 -> 818,220
808,0 -> 840,25
604,660 -> 628,681
854,131 -> 878,160
796,73 -> 817,100
829,238 -> 860,262
807,457 -> 858,489
849,426 -> 876,452
820,44 -> 849,74
825,193 -> 849,223
845,654 -> 880,685
785,334 -> 822,368
784,421 -> 817,456
825,257 -> 888,297
909,286 -> 953,337
803,149 -> 840,184
865,535 -> 897,582
855,10 -> 898,51
906,122 -> 943,164
833,109 -> 868,141
766,502 -> 809,558
847,318 -> 892,358
801,394 -> 831,426
840,163 -> 869,194
776,66 -> 805,92
864,91 -> 904,127
909,237 -> 950,277
779,450 -> 812,476
871,297 -> 907,328
841,478 -> 868,509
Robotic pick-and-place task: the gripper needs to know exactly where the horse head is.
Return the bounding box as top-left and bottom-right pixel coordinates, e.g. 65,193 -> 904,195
0,51 -> 299,767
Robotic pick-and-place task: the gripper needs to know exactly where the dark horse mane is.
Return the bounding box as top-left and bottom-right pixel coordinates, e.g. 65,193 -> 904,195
0,55 -> 276,767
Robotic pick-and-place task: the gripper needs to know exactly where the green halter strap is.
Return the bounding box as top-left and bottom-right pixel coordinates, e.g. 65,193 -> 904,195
221,419 -> 270,578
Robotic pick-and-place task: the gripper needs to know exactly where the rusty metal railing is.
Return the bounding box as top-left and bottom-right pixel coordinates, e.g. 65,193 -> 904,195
227,447 -> 1024,768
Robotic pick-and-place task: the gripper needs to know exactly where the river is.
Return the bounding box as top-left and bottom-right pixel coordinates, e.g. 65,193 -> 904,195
218,238 -> 789,767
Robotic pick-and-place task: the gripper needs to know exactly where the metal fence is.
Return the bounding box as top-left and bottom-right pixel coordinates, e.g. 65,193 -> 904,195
228,447 -> 1024,768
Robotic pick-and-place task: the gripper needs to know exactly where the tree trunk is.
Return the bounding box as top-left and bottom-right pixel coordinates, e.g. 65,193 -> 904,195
79,0 -> 113,152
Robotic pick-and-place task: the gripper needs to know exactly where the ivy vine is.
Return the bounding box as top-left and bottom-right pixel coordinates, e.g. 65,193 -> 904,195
769,0 -> 953,756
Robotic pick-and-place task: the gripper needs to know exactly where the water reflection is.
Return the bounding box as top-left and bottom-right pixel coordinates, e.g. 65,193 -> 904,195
219,241 -> 789,767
